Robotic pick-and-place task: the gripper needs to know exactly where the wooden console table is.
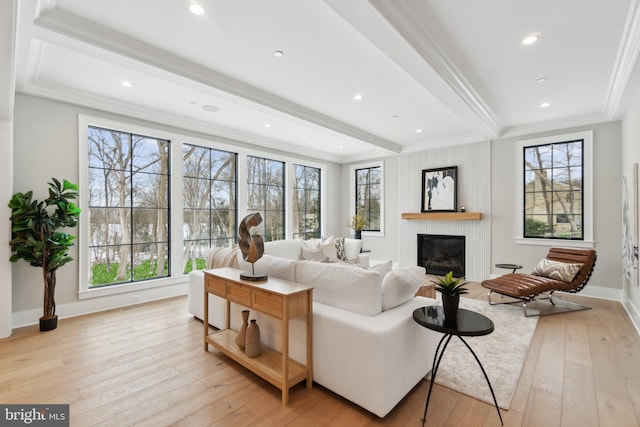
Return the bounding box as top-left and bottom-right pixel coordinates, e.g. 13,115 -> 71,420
203,267 -> 313,405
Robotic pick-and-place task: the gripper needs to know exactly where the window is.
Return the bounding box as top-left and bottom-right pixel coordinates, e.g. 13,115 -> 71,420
87,126 -> 170,287
517,131 -> 593,246
354,163 -> 382,232
183,144 -> 237,273
80,116 -> 325,298
247,156 -> 285,241
293,164 -> 321,239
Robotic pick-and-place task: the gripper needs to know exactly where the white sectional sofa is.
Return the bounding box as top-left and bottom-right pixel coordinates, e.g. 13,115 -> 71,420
187,238 -> 439,417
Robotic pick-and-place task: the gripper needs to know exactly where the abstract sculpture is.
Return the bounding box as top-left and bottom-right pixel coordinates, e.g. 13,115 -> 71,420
238,212 -> 267,281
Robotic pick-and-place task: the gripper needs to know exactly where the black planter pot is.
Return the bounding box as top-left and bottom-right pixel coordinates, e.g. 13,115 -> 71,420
441,294 -> 460,326
354,230 -> 362,240
39,315 -> 58,332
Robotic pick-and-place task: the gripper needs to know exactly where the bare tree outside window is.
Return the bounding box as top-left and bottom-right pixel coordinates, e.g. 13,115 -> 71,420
523,139 -> 583,239
88,126 -> 170,287
182,144 -> 237,273
355,166 -> 381,231
247,156 -> 285,241
293,164 -> 321,239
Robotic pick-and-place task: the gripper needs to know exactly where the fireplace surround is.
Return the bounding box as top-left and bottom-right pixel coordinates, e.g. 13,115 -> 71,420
417,234 -> 465,277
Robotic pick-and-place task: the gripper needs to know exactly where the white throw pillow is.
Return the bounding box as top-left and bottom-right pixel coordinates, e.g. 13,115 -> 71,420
320,236 -> 339,262
381,266 -> 425,311
343,238 -> 363,262
301,244 -> 323,261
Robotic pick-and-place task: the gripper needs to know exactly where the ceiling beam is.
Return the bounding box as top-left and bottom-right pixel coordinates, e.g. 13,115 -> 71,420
34,7 -> 402,153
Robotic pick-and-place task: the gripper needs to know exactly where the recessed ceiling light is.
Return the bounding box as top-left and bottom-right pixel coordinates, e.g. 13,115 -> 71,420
338,145 -> 344,149
274,50 -> 284,58
264,123 -> 271,128
353,93 -> 363,101
392,115 -> 399,119
416,129 -> 423,133
189,3 -> 204,15
202,105 -> 219,113
522,35 -> 539,45
536,77 -> 548,83
540,102 -> 551,108
121,81 -> 133,88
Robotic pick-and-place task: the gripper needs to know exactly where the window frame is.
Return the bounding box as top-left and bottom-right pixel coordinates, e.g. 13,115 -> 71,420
349,160 -> 384,237
516,130 -> 594,247
79,115 -> 327,298
292,163 -> 322,240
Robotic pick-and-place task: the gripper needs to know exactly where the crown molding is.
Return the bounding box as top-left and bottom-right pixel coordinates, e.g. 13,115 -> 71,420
34,7 -> 402,153
500,112 -> 614,140
368,0 -> 503,139
19,82 -> 346,164
604,0 -> 640,119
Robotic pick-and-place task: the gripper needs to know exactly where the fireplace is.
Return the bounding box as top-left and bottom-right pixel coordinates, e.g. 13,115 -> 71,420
417,234 -> 465,277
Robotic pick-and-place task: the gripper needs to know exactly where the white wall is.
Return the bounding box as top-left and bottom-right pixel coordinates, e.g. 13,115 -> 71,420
343,141 -> 491,281
621,72 -> 640,330
490,121 -> 622,299
12,94 -> 342,327
1,120 -> 13,338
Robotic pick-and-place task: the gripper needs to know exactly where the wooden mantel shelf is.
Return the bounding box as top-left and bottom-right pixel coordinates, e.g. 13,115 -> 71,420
401,212 -> 483,221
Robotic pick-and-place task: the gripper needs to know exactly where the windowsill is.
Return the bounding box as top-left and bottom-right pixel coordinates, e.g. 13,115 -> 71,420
78,275 -> 188,299
515,238 -> 595,248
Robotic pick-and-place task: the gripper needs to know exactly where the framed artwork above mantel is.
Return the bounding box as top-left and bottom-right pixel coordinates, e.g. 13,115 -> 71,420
421,166 -> 457,212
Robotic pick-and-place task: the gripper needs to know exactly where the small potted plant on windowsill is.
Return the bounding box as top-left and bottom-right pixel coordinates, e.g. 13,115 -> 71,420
432,271 -> 469,325
348,212 -> 368,239
8,178 -> 81,331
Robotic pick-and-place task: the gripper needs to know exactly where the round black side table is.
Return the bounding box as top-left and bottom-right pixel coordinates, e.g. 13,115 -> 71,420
413,306 -> 503,426
495,263 -> 523,274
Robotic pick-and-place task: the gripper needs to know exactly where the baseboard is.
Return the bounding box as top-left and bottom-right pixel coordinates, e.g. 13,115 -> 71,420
11,281 -> 188,329
622,297 -> 640,337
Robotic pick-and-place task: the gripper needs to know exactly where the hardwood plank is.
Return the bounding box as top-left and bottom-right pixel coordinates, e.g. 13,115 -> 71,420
561,361 -> 598,427
0,293 -> 638,427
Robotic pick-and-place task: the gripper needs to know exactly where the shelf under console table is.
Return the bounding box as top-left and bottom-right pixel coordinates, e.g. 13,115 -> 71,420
203,267 -> 314,405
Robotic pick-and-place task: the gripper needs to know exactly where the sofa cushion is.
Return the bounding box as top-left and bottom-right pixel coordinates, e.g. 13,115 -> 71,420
237,254 -> 297,282
381,266 -> 425,311
295,260 -> 382,316
263,239 -> 303,260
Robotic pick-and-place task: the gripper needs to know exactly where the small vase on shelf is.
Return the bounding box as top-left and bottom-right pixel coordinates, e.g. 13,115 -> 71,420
245,319 -> 261,358
235,310 -> 250,349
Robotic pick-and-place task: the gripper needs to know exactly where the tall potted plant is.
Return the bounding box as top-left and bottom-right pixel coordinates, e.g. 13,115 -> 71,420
8,178 -> 81,331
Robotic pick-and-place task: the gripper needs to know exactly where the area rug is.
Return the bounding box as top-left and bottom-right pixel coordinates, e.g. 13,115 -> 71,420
430,295 -> 538,410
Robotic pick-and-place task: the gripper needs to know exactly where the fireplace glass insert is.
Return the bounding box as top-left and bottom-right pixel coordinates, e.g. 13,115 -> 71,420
417,234 -> 465,277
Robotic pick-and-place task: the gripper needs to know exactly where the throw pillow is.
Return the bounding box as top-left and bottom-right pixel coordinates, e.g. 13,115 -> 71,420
335,237 -> 346,261
343,238 -> 363,262
320,236 -> 339,262
301,244 -> 323,261
381,266 -> 425,311
532,258 -> 583,282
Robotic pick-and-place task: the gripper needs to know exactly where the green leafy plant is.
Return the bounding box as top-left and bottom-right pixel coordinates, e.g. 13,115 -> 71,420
9,178 -> 81,327
431,271 -> 469,296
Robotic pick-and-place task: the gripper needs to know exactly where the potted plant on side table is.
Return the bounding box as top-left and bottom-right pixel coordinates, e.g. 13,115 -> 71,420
432,271 -> 469,326
8,178 -> 81,331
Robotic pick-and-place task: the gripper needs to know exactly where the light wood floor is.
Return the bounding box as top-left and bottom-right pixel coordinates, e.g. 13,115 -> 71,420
1,282 -> 639,427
